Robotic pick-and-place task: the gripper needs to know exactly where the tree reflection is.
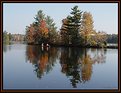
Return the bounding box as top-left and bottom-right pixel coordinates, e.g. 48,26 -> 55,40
26,45 -> 59,79
91,48 -> 106,64
60,47 -> 84,88
60,48 -> 106,88
3,44 -> 11,52
80,54 -> 93,83
26,45 -> 106,87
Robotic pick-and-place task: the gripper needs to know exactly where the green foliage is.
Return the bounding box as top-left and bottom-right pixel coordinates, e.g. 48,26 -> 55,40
34,10 -> 45,23
60,6 -> 83,46
45,15 -> 58,44
3,31 -> 10,44
106,34 -> 118,44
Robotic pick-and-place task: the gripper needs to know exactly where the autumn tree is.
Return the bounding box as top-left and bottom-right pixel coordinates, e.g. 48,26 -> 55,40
80,12 -> 107,47
39,20 -> 49,43
80,12 -> 95,46
34,10 -> 48,44
25,24 -> 36,44
26,10 -> 47,44
95,31 -> 107,47
26,10 -> 57,45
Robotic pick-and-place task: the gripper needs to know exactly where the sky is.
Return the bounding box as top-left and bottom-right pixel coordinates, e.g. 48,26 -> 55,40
3,3 -> 118,34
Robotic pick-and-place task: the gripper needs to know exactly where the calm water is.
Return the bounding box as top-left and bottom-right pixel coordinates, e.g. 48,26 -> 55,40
3,44 -> 118,89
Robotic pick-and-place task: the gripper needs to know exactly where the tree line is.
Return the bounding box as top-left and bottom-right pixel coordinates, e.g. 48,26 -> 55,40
3,31 -> 25,44
3,31 -> 12,44
3,30 -> 117,45
106,34 -> 118,44
25,5 -> 108,47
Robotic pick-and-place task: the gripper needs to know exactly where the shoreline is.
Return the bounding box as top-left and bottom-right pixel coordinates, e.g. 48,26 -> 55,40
27,43 -> 118,49
4,42 -> 118,49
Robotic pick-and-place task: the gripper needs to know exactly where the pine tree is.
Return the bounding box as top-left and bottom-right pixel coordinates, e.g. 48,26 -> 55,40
60,18 -> 70,45
45,16 -> 58,44
60,6 -> 83,46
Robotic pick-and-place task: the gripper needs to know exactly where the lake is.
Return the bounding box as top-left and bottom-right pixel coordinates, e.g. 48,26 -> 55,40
3,44 -> 118,89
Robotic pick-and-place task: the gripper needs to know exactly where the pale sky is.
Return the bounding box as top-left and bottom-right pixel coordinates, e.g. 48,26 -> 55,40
3,3 -> 118,34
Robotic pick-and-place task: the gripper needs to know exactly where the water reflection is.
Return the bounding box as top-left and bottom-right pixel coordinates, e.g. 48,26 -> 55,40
26,45 -> 106,88
60,48 -> 84,88
26,45 -> 59,79
3,44 -> 11,52
80,54 -> 93,83
60,48 -> 106,87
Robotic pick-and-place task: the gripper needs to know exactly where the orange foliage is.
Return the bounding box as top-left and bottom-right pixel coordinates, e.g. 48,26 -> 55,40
39,20 -> 49,35
39,53 -> 48,72
27,46 -> 35,63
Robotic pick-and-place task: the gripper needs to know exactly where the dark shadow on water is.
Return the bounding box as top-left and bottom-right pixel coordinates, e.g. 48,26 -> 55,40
25,45 -> 107,88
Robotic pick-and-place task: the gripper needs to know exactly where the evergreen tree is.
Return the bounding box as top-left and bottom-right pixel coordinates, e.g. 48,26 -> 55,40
34,10 -> 45,23
60,18 -> 70,45
60,6 -> 83,46
45,16 -> 58,44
